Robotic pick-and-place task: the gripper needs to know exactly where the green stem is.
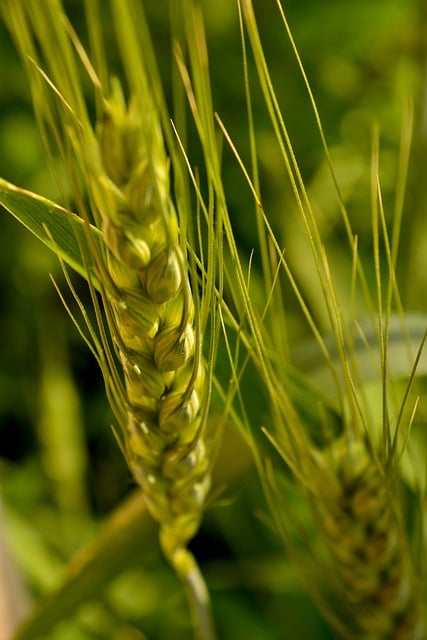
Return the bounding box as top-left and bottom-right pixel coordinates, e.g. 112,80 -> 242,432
183,558 -> 216,640
164,543 -> 217,640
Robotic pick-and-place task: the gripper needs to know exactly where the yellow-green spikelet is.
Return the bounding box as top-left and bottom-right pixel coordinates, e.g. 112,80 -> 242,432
315,440 -> 423,639
94,85 -> 210,566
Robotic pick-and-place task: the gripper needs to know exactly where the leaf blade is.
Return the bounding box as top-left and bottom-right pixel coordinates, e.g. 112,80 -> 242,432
0,178 -> 102,287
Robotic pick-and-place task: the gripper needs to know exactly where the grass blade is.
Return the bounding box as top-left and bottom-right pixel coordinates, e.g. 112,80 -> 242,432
0,178 -> 102,287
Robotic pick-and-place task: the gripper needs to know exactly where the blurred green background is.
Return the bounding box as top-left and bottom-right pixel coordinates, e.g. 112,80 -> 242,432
0,1 -> 426,638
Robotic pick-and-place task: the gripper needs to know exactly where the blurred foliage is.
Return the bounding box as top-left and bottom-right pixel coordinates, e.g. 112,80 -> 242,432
0,1 -> 426,638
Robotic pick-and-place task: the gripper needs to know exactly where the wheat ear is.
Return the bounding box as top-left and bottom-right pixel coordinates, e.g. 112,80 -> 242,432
2,1 -> 217,634
311,438 -> 424,639
89,80 -> 215,629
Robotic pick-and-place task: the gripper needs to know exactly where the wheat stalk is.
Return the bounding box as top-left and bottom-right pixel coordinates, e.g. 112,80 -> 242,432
3,2 -> 217,638
215,2 -> 427,637
93,81 -> 215,640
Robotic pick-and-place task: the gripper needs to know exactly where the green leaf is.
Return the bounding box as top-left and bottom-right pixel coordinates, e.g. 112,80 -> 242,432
12,491 -> 153,640
0,178 -> 103,287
